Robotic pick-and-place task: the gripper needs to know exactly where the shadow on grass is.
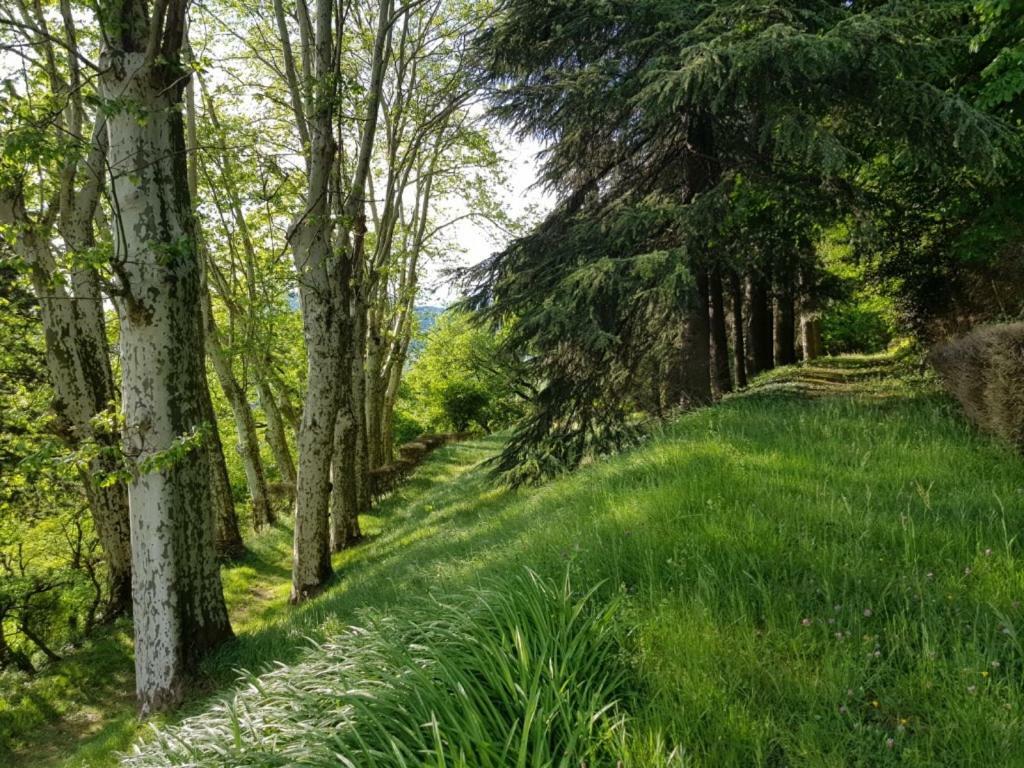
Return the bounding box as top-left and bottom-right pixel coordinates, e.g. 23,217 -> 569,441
28,353 -> 1024,766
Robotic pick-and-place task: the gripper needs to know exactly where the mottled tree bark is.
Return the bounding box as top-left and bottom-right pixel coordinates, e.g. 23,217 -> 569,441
709,267 -> 733,396
291,253 -> 341,600
1,121 -> 133,620
102,45 -> 232,712
284,0 -> 393,602
330,398 -> 361,552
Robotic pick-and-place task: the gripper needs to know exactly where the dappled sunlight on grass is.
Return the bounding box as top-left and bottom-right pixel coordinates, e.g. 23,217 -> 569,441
14,351 -> 1024,766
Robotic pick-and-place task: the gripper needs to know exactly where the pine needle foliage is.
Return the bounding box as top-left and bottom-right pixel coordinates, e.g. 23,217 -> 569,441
465,0 -> 1016,484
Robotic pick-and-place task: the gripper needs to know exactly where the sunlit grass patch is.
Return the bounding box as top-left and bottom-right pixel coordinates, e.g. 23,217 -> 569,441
15,352 -> 1024,767
123,571 -> 628,768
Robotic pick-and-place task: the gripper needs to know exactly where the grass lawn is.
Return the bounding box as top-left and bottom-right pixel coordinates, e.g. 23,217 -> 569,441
5,351 -> 1024,766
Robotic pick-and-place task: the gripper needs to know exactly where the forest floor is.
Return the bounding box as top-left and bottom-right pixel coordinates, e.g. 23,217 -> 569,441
6,349 -> 1024,766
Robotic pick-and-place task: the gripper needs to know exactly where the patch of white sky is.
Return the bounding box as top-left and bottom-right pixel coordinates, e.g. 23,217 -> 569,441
0,12 -> 555,308
421,133 -> 555,306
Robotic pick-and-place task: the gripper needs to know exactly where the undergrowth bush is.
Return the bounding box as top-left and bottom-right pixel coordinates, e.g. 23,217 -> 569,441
122,571 -> 631,768
929,322 -> 1024,450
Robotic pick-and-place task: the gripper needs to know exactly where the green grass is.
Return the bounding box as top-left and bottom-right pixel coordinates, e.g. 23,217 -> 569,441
124,571 -> 630,767
7,351 -> 1024,766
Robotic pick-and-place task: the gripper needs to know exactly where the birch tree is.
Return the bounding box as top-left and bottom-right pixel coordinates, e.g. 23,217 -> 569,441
0,0 -> 132,618
186,67 -> 274,532
345,0 -> 503,480
98,0 -> 233,711
264,0 -> 398,600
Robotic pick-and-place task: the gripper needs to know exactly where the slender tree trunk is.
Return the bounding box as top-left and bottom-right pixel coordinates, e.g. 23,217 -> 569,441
364,331 -> 384,471
381,404 -> 396,463
708,267 -> 732,395
185,64 -> 252,550
747,272 -> 774,375
1,140 -> 133,620
201,297 -> 273,530
271,376 -> 302,434
19,618 -> 62,663
257,379 -> 297,496
330,399 -> 361,551
351,294 -> 371,517
209,347 -> 273,529
102,50 -> 232,713
365,370 -> 387,470
202,392 -> 245,560
193,187 -> 272,532
729,272 -> 748,389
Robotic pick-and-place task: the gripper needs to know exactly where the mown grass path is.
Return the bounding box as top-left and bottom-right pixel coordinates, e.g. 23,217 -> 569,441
8,352 -> 1024,766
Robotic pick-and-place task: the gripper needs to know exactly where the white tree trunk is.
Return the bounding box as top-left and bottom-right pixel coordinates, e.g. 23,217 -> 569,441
258,378 -> 297,495
0,185 -> 133,617
330,396 -> 361,551
202,294 -> 273,529
292,279 -> 340,598
102,51 -> 232,713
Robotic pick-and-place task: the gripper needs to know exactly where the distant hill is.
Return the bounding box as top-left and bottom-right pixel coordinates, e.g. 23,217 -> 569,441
408,305 -> 445,359
415,305 -> 444,334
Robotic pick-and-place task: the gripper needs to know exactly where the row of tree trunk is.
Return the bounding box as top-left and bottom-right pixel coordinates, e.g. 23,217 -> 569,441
5,0 -> 491,715
664,266 -> 824,409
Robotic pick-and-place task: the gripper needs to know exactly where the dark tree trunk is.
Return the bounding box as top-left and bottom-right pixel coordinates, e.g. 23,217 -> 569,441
0,614 -> 35,674
747,273 -> 774,375
774,288 -> 797,366
330,399 -> 361,552
729,272 -> 748,389
708,267 -> 733,395
678,270 -> 713,407
19,617 -> 62,663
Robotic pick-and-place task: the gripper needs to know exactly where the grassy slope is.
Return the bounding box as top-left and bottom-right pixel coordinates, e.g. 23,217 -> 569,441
9,352 -> 1024,766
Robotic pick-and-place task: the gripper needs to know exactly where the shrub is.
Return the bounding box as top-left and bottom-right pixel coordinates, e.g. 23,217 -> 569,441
929,322 -> 1024,450
401,310 -> 525,434
122,571 -> 629,767
820,299 -> 894,355
440,380 -> 491,432
391,407 -> 425,446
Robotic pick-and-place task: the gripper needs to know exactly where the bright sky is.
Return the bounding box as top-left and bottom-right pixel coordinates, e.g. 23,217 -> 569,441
423,134 -> 554,305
